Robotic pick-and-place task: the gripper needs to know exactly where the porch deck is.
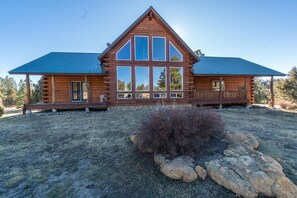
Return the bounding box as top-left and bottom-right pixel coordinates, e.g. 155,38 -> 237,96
193,91 -> 248,105
25,102 -> 107,111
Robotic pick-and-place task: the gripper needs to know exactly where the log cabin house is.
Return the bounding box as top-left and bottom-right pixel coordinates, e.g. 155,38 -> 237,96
9,6 -> 285,112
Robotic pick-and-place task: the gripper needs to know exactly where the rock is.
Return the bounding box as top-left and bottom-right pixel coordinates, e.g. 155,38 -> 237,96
225,131 -> 259,149
154,154 -> 167,167
206,160 -> 258,198
160,156 -> 198,183
129,133 -> 139,145
272,177 -> 297,198
249,171 -> 274,197
206,131 -> 297,198
195,165 -> 207,180
129,132 -> 154,153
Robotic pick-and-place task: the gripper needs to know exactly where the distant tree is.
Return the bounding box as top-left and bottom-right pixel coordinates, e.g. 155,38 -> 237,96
194,49 -> 205,57
157,69 -> 166,90
254,78 -> 270,104
16,79 -> 26,108
31,78 -> 42,104
1,76 -> 17,106
275,67 -> 297,103
170,68 -> 182,90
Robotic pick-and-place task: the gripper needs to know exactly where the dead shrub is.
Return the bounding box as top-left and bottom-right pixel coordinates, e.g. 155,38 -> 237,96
137,106 -> 225,158
278,100 -> 297,110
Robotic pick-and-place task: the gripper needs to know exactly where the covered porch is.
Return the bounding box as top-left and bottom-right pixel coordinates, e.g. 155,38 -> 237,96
23,74 -> 107,113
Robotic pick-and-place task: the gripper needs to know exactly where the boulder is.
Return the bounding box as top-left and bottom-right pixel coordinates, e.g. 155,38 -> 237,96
129,132 -> 154,153
159,155 -> 198,183
225,131 -> 259,149
272,177 -> 297,198
195,165 -> 207,180
206,131 -> 297,198
154,154 -> 167,167
206,160 -> 258,198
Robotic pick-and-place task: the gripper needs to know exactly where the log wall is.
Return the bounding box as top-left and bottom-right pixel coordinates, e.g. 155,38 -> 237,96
42,75 -> 105,103
102,13 -> 195,106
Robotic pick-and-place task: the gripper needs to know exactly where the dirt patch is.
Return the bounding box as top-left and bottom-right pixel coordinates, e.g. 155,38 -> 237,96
0,108 -> 296,197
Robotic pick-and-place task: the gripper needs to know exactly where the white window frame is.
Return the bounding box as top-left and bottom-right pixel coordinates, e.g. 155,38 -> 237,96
169,41 -> 183,62
135,93 -> 150,99
153,93 -> 167,99
117,66 -> 132,92
152,36 -> 166,61
134,35 -> 149,61
135,66 -> 150,92
170,67 -> 183,91
117,93 -> 133,99
116,40 -> 131,61
153,66 -> 167,91
170,92 -> 183,99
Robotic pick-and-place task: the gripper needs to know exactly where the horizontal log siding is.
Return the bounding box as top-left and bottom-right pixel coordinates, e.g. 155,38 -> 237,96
42,75 -> 104,103
103,14 -> 194,106
194,76 -> 254,104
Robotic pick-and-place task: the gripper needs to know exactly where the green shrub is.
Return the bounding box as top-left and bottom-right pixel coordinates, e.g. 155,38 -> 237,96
137,106 -> 225,158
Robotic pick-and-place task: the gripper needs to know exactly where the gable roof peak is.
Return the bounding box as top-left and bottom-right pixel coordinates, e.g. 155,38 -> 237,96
99,6 -> 199,63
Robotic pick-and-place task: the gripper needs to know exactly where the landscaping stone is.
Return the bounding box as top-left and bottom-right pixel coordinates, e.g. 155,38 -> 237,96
195,165 -> 207,180
155,155 -> 198,183
206,131 -> 297,198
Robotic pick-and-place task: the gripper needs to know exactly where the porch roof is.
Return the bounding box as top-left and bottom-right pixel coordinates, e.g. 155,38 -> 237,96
194,56 -> 285,76
9,52 -> 105,75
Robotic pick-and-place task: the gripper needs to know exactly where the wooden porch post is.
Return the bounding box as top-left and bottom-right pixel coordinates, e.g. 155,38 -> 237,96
219,76 -> 223,109
51,75 -> 56,112
85,75 -> 90,112
25,74 -> 31,105
270,76 -> 275,108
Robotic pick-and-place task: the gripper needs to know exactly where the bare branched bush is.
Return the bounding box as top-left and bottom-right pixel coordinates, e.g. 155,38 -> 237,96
278,100 -> 297,110
137,106 -> 225,158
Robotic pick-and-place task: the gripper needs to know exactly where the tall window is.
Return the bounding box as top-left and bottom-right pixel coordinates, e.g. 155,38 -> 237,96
170,67 -> 183,91
71,82 -> 89,102
152,37 -> 166,61
116,40 -> 131,60
135,36 -> 149,61
169,42 -> 183,62
153,67 -> 166,91
212,80 -> 225,91
117,66 -> 132,92
135,67 -> 149,91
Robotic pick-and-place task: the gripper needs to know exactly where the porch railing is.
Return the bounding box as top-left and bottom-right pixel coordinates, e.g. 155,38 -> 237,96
195,91 -> 247,101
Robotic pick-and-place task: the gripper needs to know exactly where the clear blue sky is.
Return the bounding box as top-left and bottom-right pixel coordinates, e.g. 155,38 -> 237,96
1,0 -> 296,82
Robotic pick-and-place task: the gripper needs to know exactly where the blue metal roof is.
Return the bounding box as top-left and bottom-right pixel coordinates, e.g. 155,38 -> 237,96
9,52 -> 105,75
9,53 -> 284,76
194,56 -> 285,76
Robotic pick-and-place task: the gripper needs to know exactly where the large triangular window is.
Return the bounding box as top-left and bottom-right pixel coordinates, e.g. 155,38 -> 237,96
169,42 -> 183,62
116,40 -> 131,60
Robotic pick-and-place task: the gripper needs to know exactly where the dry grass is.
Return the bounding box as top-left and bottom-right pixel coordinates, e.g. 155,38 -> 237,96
0,107 -> 296,197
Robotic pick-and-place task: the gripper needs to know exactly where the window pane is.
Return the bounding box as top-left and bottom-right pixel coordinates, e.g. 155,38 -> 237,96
170,92 -> 183,98
117,93 -> 132,99
82,82 -> 89,100
135,36 -> 148,61
170,67 -> 183,91
169,42 -> 183,62
153,93 -> 167,98
72,82 -> 81,101
136,93 -> 150,99
212,80 -> 225,91
116,40 -> 131,60
153,37 -> 165,61
117,66 -> 132,91
135,67 -> 149,91
153,67 -> 166,91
